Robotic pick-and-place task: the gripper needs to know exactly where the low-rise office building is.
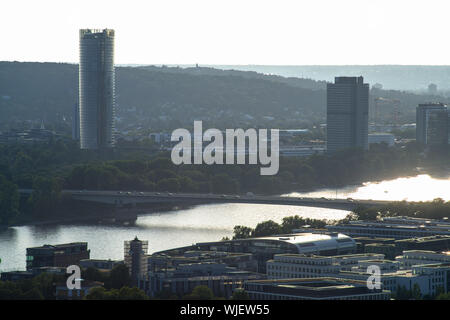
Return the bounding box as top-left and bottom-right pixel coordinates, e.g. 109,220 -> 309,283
243,277 -> 391,300
0,271 -> 35,282
327,216 -> 450,240
395,250 -> 450,269
395,235 -> 450,253
145,261 -> 265,298
265,252 -> 449,297
26,242 -> 90,271
148,250 -> 257,273
363,243 -> 397,260
411,263 -> 450,295
368,133 -> 395,147
267,254 -> 339,279
79,259 -> 123,270
338,262 -> 450,297
1,267 -> 66,282
266,253 -> 384,279
55,280 -> 103,300
191,232 -> 356,273
332,253 -> 386,271
350,259 -> 400,273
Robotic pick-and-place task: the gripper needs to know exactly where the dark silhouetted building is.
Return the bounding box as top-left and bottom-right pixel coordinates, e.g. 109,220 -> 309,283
416,103 -> 448,145
72,103 -> 80,141
79,29 -> 115,149
428,83 -> 438,95
326,76 -> 369,153
327,216 -> 450,240
170,232 -> 356,273
244,277 -> 390,300
26,243 -> 90,271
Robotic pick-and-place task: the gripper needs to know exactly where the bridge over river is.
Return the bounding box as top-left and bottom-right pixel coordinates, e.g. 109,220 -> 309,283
20,189 -> 395,211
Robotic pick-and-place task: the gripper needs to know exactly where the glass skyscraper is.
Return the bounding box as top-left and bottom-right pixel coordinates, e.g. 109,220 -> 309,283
416,103 -> 448,145
326,76 -> 369,153
79,29 -> 115,149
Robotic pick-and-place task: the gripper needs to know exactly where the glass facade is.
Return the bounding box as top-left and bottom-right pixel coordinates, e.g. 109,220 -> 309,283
326,76 -> 369,153
79,29 -> 115,149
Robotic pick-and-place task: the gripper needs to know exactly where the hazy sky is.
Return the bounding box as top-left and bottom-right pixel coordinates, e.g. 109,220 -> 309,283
2,0 -> 450,65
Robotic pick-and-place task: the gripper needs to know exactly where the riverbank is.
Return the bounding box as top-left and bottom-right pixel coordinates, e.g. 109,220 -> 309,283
9,169 -> 450,229
8,203 -> 197,228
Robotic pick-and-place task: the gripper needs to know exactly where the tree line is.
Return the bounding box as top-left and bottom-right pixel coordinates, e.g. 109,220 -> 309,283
0,138 -> 447,226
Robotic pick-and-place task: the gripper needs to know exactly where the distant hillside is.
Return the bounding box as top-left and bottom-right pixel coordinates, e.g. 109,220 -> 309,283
139,65 -> 327,91
0,62 -> 448,132
179,64 -> 450,92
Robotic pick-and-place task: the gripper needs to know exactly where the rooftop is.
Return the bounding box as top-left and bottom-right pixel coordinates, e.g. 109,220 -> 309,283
396,235 -> 450,243
245,277 -> 387,298
27,242 -> 88,250
247,232 -> 355,251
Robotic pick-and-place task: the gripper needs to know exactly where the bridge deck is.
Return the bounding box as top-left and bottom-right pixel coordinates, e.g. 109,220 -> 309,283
17,189 -> 395,211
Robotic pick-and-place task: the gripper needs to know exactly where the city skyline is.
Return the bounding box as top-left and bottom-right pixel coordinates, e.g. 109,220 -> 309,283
2,0 -> 450,305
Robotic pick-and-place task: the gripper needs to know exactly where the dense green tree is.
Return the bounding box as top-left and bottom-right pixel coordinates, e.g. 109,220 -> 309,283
182,285 -> 215,300
157,178 -> 181,192
211,174 -> 239,194
106,264 -> 131,290
117,286 -> 149,300
27,176 -> 61,217
281,215 -> 326,233
21,287 -> 44,300
252,220 -> 282,237
411,283 -> 422,300
436,292 -> 450,300
0,175 -> 19,225
231,289 -> 249,300
83,267 -> 106,282
86,286 -> 149,300
232,226 -> 253,239
31,273 -> 63,299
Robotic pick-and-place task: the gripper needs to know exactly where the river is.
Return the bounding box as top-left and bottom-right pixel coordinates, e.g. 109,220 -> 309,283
1,174 -> 449,272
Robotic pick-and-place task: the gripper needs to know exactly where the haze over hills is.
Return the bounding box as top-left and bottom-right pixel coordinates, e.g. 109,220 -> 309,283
153,64 -> 450,93
0,61 -> 449,132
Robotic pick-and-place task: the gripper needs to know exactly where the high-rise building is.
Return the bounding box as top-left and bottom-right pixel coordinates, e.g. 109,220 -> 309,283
79,29 -> 115,149
72,103 -> 80,141
427,109 -> 449,145
416,103 -> 448,145
124,237 -> 148,286
326,76 -> 369,153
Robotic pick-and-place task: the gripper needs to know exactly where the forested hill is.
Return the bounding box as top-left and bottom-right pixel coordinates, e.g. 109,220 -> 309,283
0,62 -> 448,131
139,65 -> 328,90
0,62 -> 325,129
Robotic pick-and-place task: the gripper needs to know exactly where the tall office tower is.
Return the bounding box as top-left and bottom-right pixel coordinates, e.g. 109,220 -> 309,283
72,103 -> 80,141
124,237 -> 148,286
427,110 -> 449,145
326,76 -> 369,153
448,112 -> 450,145
79,29 -> 115,149
416,103 -> 448,145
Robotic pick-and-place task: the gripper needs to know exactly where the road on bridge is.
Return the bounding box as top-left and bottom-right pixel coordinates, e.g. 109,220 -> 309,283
31,189 -> 395,211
